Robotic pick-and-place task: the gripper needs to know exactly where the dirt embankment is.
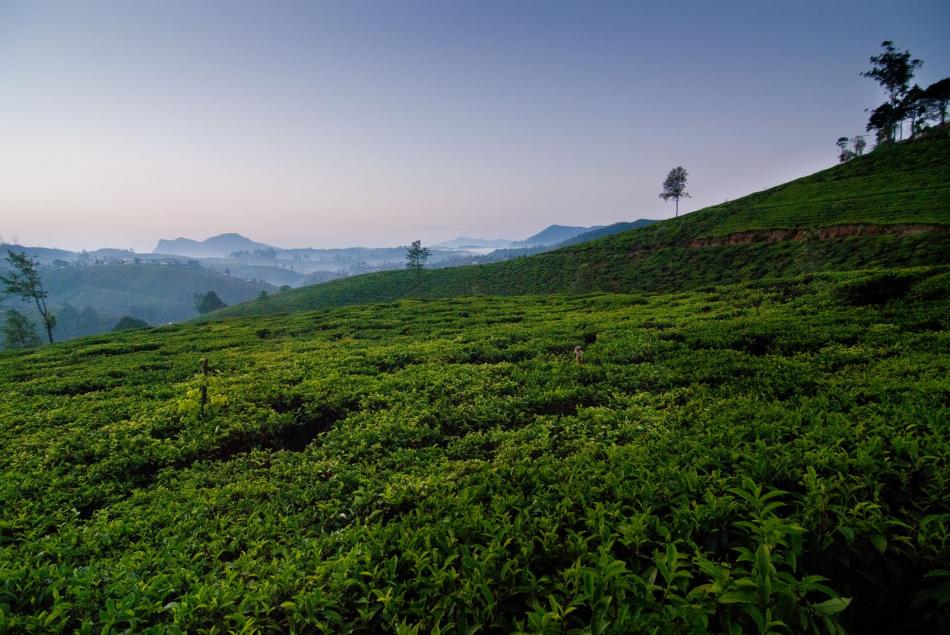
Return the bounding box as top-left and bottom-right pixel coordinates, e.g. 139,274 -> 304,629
688,223 -> 948,248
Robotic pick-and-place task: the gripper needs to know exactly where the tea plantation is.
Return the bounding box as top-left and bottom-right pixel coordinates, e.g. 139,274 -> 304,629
1,266 -> 948,633
212,133 -> 950,319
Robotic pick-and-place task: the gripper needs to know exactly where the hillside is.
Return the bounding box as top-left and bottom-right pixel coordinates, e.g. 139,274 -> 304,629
557,219 -> 658,247
512,224 -> 602,247
1,266 -> 948,632
212,134 -> 950,319
0,264 -> 273,341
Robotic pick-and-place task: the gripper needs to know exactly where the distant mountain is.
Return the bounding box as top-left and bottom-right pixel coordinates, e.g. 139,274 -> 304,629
435,236 -> 514,249
557,219 -> 657,247
154,233 -> 275,258
512,224 -> 604,248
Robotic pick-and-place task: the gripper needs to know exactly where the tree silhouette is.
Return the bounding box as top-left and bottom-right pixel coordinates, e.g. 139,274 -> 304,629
405,240 -> 431,295
862,41 -> 922,141
1,250 -> 55,343
836,137 -> 853,162
923,78 -> 950,126
659,167 -> 690,217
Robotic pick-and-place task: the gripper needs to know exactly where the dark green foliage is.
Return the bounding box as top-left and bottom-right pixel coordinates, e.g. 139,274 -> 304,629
923,78 -> 950,125
863,41 -> 923,142
2,309 -> 41,348
194,291 -> 227,314
1,250 -> 55,343
406,240 -> 432,295
112,316 -> 150,332
0,267 -> 948,633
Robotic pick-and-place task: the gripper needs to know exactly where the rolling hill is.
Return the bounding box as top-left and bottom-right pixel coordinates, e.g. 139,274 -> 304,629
2,133 -> 949,634
0,263 -> 273,342
211,132 -> 950,319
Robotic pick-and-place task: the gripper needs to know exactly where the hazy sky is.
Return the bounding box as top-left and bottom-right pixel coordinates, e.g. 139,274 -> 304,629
1,1 -> 948,252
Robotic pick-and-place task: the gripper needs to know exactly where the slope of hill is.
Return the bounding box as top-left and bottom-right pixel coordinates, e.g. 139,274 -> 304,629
1,266 -> 947,632
557,219 -> 658,247
512,224 -> 603,247
435,236 -> 513,249
0,264 -> 273,342
154,233 -> 275,258
212,134 -> 950,319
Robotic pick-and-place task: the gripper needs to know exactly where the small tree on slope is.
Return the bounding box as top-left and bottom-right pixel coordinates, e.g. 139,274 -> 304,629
406,240 -> 431,296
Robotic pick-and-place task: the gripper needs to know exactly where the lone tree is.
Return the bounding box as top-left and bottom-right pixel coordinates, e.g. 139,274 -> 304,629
194,291 -> 227,314
3,309 -> 41,348
862,41 -> 922,141
405,240 -> 431,294
659,166 -> 690,217
1,250 -> 56,343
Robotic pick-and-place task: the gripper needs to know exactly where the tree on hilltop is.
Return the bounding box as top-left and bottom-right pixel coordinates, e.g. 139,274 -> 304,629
1,250 -> 56,343
836,137 -> 853,163
851,135 -> 866,156
862,41 -> 921,142
923,78 -> 950,126
406,240 -> 431,295
659,166 -> 690,217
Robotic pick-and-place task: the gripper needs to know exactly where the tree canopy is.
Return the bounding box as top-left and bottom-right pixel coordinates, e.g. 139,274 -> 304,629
2,309 -> 41,349
194,291 -> 227,314
659,167 -> 690,217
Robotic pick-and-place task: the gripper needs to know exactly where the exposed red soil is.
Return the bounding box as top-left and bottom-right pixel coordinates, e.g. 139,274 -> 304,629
688,223 -> 948,248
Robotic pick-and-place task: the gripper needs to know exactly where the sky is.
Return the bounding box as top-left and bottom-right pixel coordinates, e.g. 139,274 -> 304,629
1,1 -> 948,252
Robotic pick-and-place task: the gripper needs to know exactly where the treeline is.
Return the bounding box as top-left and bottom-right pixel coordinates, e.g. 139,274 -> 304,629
838,41 -> 948,162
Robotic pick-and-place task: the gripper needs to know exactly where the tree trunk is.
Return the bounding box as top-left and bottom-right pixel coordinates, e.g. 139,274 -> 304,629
45,320 -> 53,344
675,197 -> 679,217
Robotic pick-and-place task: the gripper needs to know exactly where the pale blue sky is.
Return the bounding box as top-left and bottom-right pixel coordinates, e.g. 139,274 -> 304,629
1,0 -> 948,251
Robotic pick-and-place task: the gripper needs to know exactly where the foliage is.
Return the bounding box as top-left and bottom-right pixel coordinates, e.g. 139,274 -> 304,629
194,291 -> 228,314
112,316 -> 150,332
659,166 -> 690,217
0,267 -> 948,633
1,250 -> 55,343
2,309 -> 41,348
407,240 -> 432,296
923,78 -> 950,126
862,40 -> 922,142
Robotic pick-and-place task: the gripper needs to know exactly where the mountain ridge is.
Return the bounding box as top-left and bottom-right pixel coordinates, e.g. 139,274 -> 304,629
154,233 -> 275,258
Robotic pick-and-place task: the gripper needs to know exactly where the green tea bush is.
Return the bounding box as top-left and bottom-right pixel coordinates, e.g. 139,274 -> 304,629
0,267 -> 948,633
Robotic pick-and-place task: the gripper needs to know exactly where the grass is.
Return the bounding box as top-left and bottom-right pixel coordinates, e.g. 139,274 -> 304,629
1,266 -> 948,633
212,133 -> 950,319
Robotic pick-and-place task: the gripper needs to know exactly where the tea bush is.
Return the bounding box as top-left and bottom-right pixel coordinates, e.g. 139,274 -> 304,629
0,267 -> 948,633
